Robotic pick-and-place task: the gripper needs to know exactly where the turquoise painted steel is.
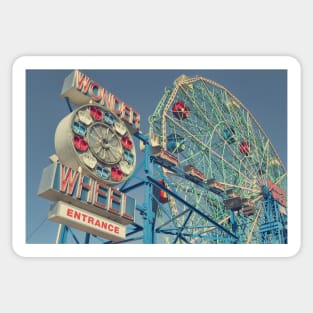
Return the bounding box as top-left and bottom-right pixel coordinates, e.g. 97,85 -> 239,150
259,187 -> 287,244
57,224 -> 69,244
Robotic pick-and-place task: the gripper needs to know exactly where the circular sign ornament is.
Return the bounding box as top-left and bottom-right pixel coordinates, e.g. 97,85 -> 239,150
55,104 -> 136,185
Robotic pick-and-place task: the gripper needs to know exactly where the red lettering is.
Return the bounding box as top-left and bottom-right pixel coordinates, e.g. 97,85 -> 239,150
114,226 -> 119,234
108,189 -> 122,214
108,224 -> 114,232
88,216 -> 94,224
60,164 -> 80,195
67,208 -> 73,217
95,219 -> 100,227
111,95 -> 123,117
76,175 -> 94,203
74,210 -> 81,220
89,82 -> 103,102
75,70 -> 92,94
103,92 -> 123,117
102,89 -> 112,108
101,221 -> 108,229
72,70 -> 141,130
81,213 -> 88,222
121,102 -> 133,125
110,189 -> 122,204
119,102 -> 141,130
93,181 -> 108,210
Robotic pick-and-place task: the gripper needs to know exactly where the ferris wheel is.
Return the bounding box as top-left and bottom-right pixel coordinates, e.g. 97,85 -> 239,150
148,75 -> 287,244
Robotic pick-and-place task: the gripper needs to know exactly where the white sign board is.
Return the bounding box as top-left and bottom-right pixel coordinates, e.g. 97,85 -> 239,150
49,201 -> 126,241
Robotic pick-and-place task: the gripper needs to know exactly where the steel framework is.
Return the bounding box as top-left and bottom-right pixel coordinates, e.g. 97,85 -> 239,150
56,131 -> 287,244
54,75 -> 288,244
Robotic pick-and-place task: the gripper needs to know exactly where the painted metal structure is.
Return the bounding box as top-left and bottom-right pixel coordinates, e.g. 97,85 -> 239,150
47,73 -> 287,244
148,75 -> 287,244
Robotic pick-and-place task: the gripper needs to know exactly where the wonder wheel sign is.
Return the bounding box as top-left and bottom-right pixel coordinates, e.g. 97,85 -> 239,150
38,70 -> 139,241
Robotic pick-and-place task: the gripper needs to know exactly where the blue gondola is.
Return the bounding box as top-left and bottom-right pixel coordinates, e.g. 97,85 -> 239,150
104,112 -> 115,125
222,127 -> 235,144
96,166 -> 110,179
124,150 -> 134,164
72,121 -> 87,136
167,134 -> 185,153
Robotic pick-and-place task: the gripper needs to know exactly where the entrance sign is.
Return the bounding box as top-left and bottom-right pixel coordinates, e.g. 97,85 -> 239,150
49,201 -> 126,241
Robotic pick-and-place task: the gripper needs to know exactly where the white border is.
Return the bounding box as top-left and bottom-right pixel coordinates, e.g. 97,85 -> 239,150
12,56 -> 301,257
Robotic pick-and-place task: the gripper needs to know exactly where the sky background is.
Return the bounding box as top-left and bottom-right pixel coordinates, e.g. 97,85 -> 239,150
26,69 -> 287,244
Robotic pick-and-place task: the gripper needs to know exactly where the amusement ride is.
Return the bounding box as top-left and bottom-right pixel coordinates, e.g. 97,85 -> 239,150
38,72 -> 287,244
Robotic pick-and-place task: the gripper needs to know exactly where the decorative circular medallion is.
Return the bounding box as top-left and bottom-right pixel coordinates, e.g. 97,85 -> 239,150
55,104 -> 136,185
88,123 -> 123,164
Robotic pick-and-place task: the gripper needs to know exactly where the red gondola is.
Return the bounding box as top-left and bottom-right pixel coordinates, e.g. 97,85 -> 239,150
158,180 -> 168,203
111,166 -> 123,181
73,135 -> 88,152
239,141 -> 252,156
121,136 -> 133,150
90,106 -> 103,121
172,101 -> 190,120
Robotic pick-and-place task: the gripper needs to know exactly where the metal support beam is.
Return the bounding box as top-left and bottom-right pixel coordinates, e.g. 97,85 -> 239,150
141,137 -> 156,244
84,233 -> 91,244
173,210 -> 193,243
147,176 -> 238,240
56,224 -> 68,244
120,181 -> 145,193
